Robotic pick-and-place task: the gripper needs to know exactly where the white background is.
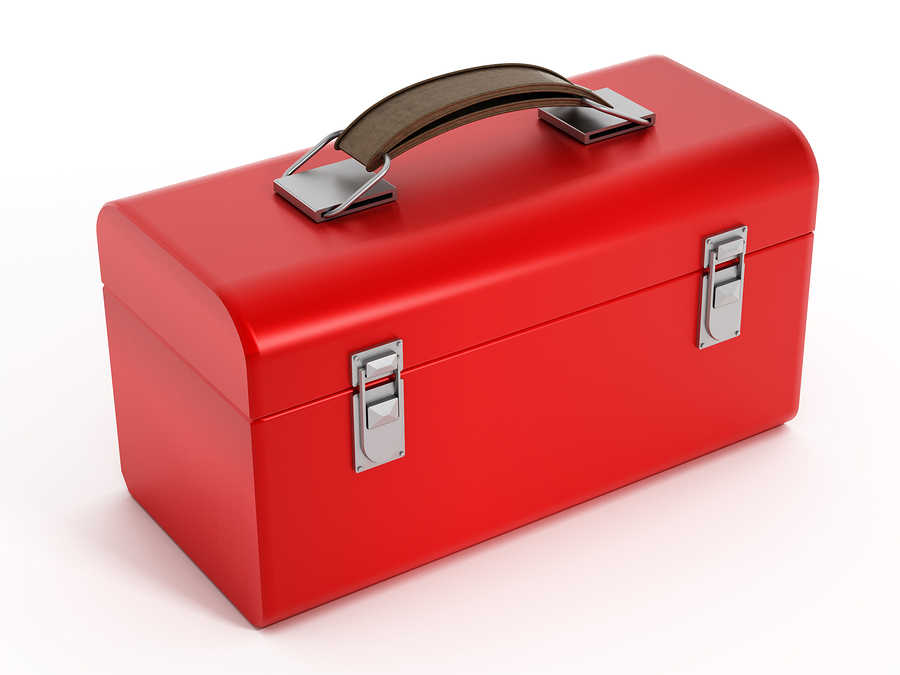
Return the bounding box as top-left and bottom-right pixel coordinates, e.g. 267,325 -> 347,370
2,1 -> 898,672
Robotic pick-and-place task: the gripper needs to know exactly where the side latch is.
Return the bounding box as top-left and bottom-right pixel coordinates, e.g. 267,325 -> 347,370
698,226 -> 748,349
351,340 -> 405,472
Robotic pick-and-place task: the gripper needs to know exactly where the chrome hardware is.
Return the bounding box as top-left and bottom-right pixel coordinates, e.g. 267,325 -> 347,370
538,88 -> 655,144
698,226 -> 748,349
282,130 -> 344,177
351,341 -> 405,472
274,130 -> 397,222
581,97 -> 653,127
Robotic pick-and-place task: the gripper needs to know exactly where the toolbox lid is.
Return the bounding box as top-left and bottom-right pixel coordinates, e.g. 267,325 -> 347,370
98,56 -> 817,420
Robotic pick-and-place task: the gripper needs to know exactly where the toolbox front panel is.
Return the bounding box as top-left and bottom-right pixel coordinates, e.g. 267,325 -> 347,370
250,233 -> 812,625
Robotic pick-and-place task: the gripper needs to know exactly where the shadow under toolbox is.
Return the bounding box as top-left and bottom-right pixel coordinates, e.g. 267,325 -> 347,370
97,56 -> 817,627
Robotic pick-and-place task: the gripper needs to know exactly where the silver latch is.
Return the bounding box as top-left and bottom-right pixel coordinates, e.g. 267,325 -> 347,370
698,226 -> 748,349
351,340 -> 405,472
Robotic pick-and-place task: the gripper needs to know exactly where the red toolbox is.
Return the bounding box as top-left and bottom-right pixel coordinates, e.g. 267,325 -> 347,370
97,56 -> 817,627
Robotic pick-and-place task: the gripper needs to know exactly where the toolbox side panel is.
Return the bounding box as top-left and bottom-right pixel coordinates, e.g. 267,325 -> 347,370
98,203 -> 251,416
103,290 -> 263,625
250,234 -> 813,626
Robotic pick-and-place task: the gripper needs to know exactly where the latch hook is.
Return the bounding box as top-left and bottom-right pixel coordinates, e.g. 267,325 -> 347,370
698,226 -> 748,349
351,341 -> 406,472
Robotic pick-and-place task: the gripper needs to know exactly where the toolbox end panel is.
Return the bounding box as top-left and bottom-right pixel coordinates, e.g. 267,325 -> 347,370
250,233 -> 813,626
98,203 -> 251,417
104,290 -> 264,626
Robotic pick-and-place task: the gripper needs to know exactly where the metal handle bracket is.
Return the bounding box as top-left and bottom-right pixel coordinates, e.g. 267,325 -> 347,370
273,131 -> 397,222
538,88 -> 655,144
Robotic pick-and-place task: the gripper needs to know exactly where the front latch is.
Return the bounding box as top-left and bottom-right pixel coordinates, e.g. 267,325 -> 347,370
351,340 -> 405,472
698,226 -> 748,349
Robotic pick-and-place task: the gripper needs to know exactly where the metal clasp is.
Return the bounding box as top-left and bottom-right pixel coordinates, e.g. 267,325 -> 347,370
351,341 -> 405,472
698,226 -> 748,349
274,131 -> 397,222
538,88 -> 655,144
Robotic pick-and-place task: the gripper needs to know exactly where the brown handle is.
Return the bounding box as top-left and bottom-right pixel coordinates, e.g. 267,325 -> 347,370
334,64 -> 611,172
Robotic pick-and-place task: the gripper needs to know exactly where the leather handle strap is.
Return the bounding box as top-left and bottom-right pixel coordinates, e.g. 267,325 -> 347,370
334,64 -> 611,172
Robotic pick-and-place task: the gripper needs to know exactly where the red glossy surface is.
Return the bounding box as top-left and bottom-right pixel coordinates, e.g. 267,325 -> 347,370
104,289 -> 262,623
98,56 -> 818,626
99,207 -> 249,416
98,56 -> 818,418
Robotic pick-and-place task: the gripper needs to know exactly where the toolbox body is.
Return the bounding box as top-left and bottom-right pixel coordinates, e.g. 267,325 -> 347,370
98,56 -> 817,627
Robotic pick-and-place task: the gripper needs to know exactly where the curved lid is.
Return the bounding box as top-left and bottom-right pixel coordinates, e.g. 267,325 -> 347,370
98,56 -> 818,420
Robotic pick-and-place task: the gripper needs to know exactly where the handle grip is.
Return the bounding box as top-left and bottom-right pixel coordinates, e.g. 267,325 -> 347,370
274,63 -> 654,221
334,64 -> 612,172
